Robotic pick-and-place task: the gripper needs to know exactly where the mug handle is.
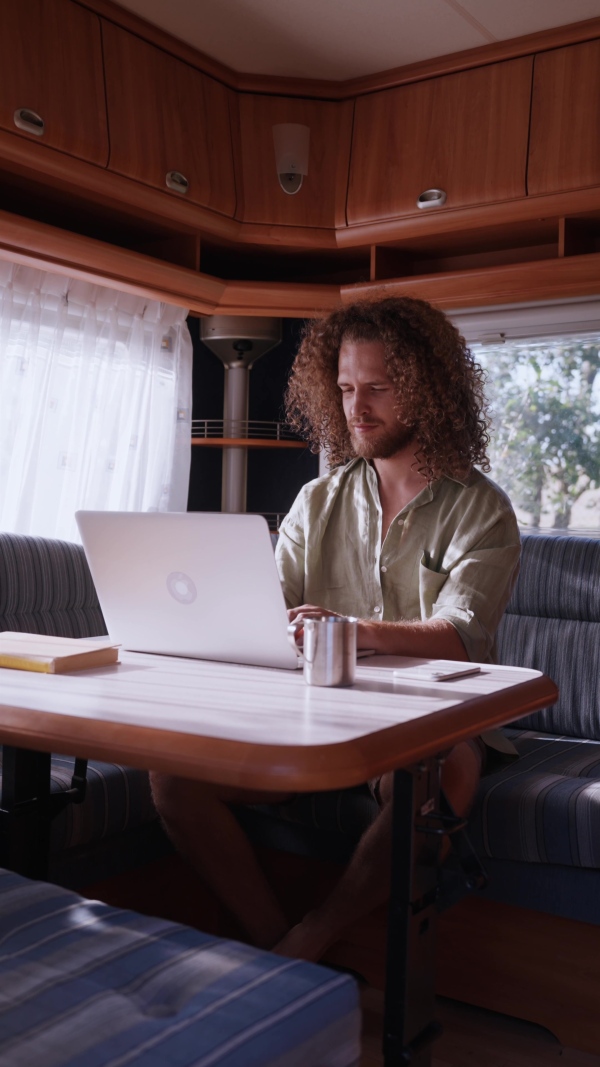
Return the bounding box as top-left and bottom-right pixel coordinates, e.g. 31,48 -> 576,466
287,620 -> 303,656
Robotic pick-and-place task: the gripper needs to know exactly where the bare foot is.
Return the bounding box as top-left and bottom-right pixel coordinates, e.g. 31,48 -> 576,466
271,915 -> 331,962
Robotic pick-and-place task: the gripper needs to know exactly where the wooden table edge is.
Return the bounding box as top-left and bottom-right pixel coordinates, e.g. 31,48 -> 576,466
0,674 -> 558,791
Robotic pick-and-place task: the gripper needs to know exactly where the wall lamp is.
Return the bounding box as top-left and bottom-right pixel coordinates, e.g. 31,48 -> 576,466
272,123 -> 310,194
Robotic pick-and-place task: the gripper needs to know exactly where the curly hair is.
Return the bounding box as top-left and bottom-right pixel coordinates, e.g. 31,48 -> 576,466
285,296 -> 490,481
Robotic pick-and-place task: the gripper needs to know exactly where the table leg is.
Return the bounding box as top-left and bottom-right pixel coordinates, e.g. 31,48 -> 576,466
383,758 -> 444,1066
0,745 -> 52,880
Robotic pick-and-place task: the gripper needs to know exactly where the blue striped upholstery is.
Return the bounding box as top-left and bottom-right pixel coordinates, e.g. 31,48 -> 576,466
0,869 -> 360,1067
471,728 -> 600,867
497,533 -> 600,739
0,533 -> 157,870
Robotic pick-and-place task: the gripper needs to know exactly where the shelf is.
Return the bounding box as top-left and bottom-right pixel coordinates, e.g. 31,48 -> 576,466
191,438 -> 307,449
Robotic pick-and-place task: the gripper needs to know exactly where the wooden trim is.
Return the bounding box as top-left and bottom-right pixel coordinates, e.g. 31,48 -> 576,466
0,671 -> 557,791
334,99 -> 355,230
337,16 -> 600,98
218,280 -> 341,317
191,438 -> 306,449
74,2 -> 600,100
75,0 -> 236,89
341,252 -> 600,311
3,206 -> 600,319
0,130 -> 240,241
0,208 -> 224,313
335,186 -> 600,248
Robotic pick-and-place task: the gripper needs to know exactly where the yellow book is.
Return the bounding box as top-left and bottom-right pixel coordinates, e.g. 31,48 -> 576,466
0,632 -> 120,674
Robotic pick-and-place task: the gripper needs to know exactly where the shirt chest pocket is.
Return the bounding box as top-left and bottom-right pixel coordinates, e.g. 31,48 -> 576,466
418,556 -> 449,619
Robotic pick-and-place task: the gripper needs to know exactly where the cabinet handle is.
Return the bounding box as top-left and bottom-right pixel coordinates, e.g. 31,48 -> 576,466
14,108 -> 45,137
166,171 -> 189,194
416,189 -> 447,209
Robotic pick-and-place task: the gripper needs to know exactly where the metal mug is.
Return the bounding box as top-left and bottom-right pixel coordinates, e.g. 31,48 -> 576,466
288,615 -> 357,687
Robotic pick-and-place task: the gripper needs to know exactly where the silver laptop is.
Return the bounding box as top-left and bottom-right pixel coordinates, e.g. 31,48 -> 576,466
75,511 -> 300,670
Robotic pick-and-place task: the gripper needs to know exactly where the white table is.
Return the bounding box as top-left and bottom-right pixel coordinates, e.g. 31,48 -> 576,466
0,652 -> 558,1067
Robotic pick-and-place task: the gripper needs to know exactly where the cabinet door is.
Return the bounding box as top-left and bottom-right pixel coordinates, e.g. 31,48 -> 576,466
347,58 -> 532,225
528,39 -> 600,196
102,22 -> 236,217
0,0 -> 108,165
234,94 -> 353,229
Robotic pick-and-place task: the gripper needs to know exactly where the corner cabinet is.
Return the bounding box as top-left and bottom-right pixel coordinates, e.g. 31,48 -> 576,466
101,22 -> 236,217
346,57 -> 533,225
232,94 -> 354,229
0,0 -> 108,165
528,39 -> 600,196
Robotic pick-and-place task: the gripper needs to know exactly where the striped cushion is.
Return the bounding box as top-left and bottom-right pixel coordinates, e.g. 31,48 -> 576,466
497,533 -> 600,739
48,756 -> 156,854
0,534 -> 156,861
0,532 -> 106,638
0,869 -> 360,1067
471,728 -> 600,868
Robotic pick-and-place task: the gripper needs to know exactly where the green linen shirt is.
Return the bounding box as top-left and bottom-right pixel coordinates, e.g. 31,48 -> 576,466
275,457 -> 521,663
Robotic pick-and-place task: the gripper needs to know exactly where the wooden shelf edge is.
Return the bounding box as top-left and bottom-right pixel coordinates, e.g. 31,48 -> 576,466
341,252 -> 600,310
218,280 -> 342,316
0,208 -> 225,312
337,186 -> 600,248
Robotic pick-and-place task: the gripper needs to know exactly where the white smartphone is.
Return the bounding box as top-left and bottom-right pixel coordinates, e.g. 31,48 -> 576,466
393,662 -> 482,683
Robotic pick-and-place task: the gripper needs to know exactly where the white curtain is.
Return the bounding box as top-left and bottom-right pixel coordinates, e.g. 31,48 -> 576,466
0,263 -> 193,542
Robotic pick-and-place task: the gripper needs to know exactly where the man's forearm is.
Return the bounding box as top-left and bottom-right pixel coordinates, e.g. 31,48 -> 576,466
357,618 -> 469,660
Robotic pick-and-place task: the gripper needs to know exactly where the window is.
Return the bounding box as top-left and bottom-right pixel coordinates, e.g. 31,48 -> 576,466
452,300 -> 600,534
0,264 -> 192,542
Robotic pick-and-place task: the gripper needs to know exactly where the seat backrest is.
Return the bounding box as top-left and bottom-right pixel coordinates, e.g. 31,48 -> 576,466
0,533 -> 106,639
496,533 -> 600,740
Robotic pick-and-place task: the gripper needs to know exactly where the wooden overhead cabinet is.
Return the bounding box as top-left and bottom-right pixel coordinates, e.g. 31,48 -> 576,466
528,39 -> 600,196
233,94 -> 353,229
0,0 -> 108,165
101,22 -> 236,217
347,58 -> 533,225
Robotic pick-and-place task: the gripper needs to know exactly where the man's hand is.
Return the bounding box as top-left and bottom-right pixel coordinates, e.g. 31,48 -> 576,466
287,605 -> 375,650
287,604 -> 342,623
287,605 -> 342,645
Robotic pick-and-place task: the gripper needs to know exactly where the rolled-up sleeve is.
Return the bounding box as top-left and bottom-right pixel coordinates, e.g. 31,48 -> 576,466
424,520 -> 521,662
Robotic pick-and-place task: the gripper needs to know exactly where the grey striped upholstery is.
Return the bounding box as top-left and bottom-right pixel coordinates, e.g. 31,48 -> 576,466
0,532 -> 107,638
0,533 -> 157,868
471,728 -> 600,867
48,757 -> 155,854
0,869 -> 360,1067
496,533 -> 600,739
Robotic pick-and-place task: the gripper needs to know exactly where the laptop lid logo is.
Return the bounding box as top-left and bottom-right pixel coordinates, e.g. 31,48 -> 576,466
167,571 -> 197,605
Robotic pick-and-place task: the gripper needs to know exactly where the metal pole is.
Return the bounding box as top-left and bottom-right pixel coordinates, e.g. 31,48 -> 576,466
222,364 -> 249,513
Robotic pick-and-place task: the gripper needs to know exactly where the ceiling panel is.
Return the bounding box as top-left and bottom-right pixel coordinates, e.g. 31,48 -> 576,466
113,0 -> 488,79
112,0 -> 600,79
454,0 -> 600,41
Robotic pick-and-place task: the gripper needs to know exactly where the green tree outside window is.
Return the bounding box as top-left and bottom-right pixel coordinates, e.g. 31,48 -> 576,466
474,336 -> 600,531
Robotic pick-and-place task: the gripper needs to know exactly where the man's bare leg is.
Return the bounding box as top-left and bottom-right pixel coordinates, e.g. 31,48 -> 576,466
272,739 -> 483,961
150,772 -> 293,949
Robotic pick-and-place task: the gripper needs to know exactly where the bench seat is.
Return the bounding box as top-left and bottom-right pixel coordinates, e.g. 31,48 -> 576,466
0,868 -> 360,1067
0,533 -> 163,887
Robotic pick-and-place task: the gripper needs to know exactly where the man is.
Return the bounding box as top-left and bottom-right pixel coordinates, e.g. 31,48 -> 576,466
151,296 -> 520,962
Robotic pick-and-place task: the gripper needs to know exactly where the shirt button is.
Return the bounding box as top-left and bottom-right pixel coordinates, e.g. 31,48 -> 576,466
397,519 -> 405,527
373,606 -> 382,613
381,566 -> 387,573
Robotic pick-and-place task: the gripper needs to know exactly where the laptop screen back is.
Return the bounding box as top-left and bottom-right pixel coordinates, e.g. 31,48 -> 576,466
75,511 -> 299,670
